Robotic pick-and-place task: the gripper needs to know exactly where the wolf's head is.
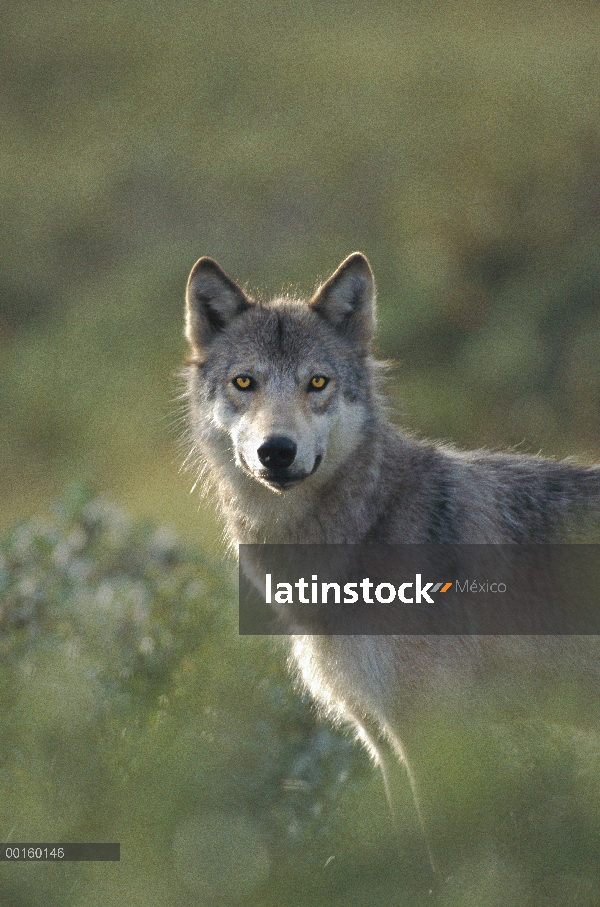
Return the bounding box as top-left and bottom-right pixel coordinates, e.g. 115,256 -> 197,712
184,253 -> 377,493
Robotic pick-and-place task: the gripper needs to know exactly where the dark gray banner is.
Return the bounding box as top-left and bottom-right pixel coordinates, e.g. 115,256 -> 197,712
239,545 -> 600,635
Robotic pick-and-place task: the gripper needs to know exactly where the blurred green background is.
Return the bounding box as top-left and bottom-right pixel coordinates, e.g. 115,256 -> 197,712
3,0 -> 600,539
3,0 -> 600,903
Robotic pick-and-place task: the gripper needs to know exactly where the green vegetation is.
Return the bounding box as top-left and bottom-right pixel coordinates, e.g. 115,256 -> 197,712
3,491 -> 600,905
0,489 -> 380,906
3,0 -> 600,902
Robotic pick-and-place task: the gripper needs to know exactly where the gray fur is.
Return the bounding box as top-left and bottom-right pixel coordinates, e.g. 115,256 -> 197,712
182,253 -> 600,872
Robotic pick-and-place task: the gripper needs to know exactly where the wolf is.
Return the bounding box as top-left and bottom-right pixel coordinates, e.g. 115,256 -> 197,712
182,252 -> 600,873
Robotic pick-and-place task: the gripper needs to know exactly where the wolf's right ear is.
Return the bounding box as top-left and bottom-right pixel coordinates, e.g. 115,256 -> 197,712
309,252 -> 376,348
185,257 -> 252,353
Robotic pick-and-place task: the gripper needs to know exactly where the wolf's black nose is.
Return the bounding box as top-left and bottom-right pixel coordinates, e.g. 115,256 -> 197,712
257,436 -> 297,470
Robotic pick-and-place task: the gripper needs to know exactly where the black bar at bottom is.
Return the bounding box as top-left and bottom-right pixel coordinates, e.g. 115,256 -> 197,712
1,844 -> 120,861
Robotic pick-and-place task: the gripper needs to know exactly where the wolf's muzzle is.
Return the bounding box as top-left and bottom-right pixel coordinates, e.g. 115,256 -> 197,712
257,436 -> 297,470
247,439 -> 322,490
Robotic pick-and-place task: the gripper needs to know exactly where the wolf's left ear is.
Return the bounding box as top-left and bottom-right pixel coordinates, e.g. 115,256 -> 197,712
186,257 -> 252,353
309,252 -> 376,348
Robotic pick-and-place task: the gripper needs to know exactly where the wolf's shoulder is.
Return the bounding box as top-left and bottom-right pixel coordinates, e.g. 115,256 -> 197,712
367,425 -> 600,544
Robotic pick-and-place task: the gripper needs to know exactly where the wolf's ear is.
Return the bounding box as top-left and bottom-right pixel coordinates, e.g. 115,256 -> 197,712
186,257 -> 252,352
309,252 -> 375,347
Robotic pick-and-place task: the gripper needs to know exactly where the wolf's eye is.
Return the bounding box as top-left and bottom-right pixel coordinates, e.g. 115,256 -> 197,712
233,375 -> 255,390
309,376 -> 329,391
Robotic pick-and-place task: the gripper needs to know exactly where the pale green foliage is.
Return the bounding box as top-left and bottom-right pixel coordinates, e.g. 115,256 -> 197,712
0,488 -> 371,906
3,492 -> 600,904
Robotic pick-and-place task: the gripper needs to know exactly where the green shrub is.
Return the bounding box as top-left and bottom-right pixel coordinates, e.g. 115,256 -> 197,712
0,486 -> 373,907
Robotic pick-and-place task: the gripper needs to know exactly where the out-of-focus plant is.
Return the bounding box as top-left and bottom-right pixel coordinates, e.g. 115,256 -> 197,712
0,486 -> 371,907
4,490 -> 600,904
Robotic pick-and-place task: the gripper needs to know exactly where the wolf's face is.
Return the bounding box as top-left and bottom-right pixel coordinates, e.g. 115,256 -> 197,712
185,254 -> 376,492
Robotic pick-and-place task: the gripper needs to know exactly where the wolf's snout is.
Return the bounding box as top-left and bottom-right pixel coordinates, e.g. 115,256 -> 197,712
257,436 -> 297,470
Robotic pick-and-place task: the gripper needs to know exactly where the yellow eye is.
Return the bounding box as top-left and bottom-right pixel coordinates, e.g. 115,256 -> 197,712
233,375 -> 254,390
309,376 -> 328,391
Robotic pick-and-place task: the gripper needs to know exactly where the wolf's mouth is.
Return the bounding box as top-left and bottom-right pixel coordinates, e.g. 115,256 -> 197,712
241,454 -> 323,491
